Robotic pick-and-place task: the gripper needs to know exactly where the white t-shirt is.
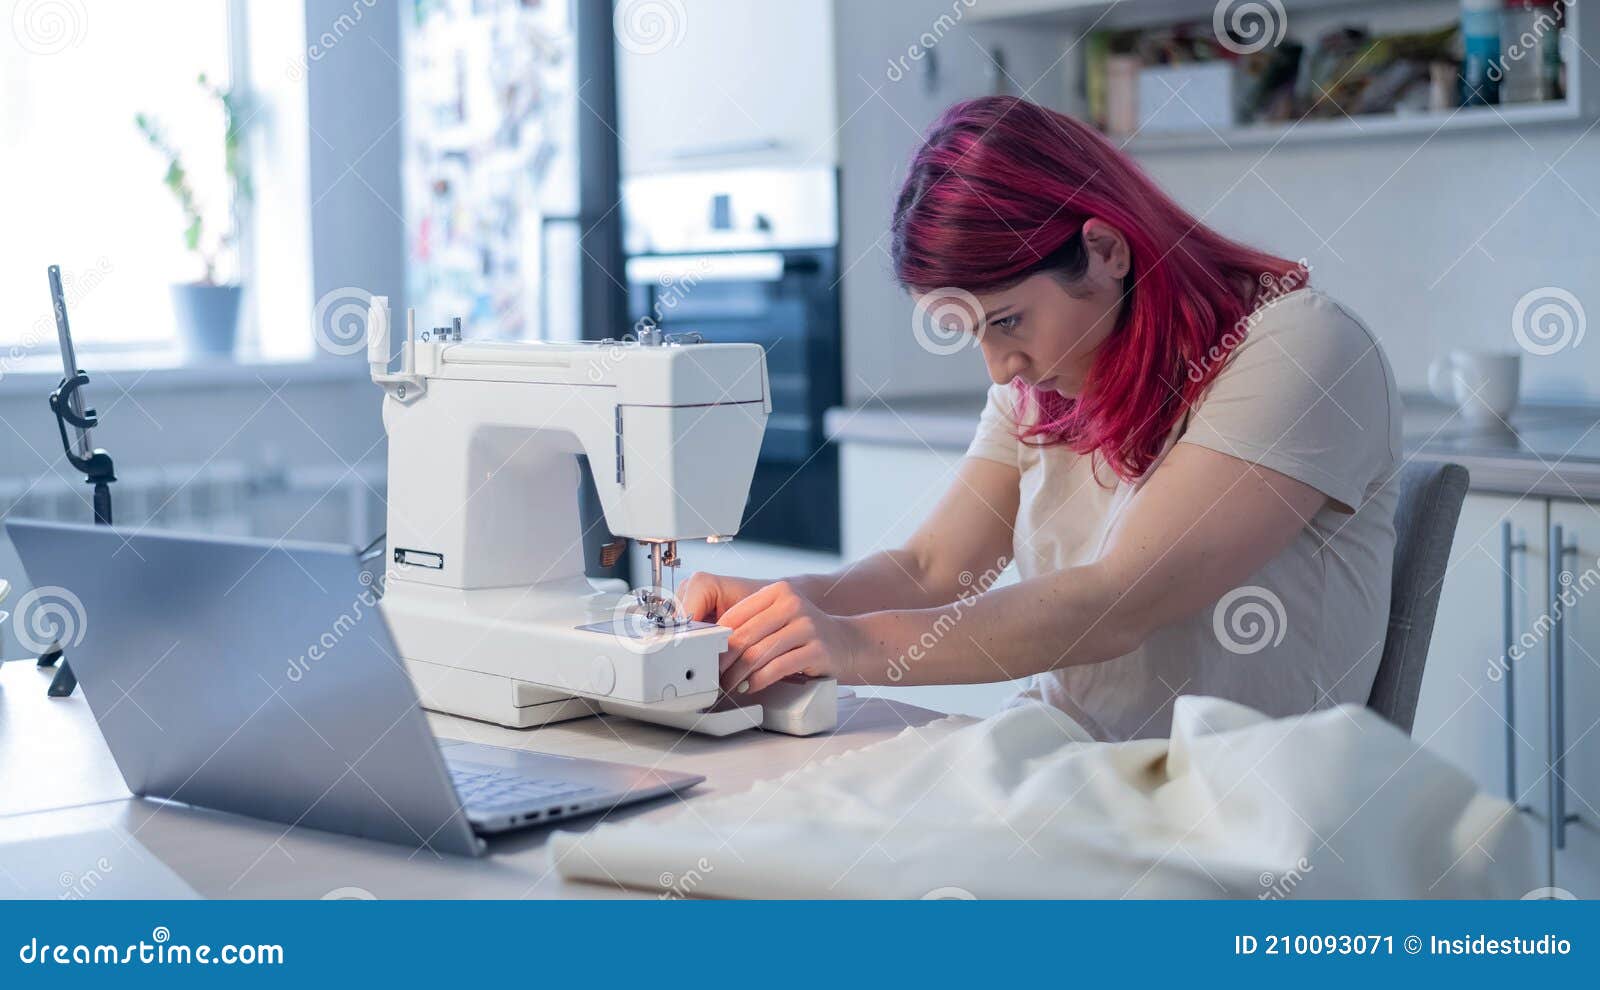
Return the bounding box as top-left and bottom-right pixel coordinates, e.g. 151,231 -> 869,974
966,289 -> 1402,741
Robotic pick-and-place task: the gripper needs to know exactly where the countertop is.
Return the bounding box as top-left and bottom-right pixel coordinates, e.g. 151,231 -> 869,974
0,659 -> 943,898
824,392 -> 1600,501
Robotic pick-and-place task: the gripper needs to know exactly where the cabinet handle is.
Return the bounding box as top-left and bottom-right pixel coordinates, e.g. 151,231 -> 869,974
1502,521 -> 1527,805
1548,526 -> 1579,854
668,138 -> 783,160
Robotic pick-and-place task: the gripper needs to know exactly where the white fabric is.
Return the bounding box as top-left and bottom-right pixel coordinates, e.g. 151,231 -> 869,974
549,697 -> 1538,899
967,289 -> 1404,741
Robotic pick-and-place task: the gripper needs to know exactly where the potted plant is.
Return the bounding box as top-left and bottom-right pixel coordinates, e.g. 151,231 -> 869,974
136,74 -> 252,359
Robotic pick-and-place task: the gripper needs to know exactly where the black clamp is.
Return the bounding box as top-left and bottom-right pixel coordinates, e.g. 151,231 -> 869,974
50,372 -> 117,485
36,370 -> 117,697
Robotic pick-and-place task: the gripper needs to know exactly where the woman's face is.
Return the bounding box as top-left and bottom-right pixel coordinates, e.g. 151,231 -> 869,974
945,219 -> 1130,397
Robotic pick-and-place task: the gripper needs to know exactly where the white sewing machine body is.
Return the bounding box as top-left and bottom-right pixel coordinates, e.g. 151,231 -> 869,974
367,299 -> 836,736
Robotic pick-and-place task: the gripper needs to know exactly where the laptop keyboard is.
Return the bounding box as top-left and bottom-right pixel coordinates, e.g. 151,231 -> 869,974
448,763 -> 598,812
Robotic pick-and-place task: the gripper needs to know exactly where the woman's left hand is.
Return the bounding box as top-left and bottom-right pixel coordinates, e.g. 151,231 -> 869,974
717,581 -> 862,694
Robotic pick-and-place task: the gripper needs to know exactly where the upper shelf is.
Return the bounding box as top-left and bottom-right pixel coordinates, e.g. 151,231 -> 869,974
973,0 -> 1596,151
1122,97 -> 1584,152
968,0 -> 1391,31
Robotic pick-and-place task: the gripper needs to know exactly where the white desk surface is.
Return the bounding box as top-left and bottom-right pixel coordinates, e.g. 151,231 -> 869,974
0,658 -> 944,899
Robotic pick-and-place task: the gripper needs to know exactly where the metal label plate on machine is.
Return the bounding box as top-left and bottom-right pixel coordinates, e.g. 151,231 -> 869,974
394,547 -> 444,569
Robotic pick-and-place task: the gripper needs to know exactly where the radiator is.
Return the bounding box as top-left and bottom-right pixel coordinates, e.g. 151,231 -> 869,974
0,461 -> 386,547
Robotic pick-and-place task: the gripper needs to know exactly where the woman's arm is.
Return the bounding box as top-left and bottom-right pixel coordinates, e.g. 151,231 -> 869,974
852,443 -> 1328,683
801,456 -> 1020,614
719,442 -> 1329,693
682,456 -> 1019,620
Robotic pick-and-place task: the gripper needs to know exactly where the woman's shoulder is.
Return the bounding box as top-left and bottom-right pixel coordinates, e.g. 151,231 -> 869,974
1232,287 -> 1385,370
1208,287 -> 1398,413
1197,286 -> 1401,476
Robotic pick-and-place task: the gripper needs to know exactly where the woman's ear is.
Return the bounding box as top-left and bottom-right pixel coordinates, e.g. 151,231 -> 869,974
1081,218 -> 1131,282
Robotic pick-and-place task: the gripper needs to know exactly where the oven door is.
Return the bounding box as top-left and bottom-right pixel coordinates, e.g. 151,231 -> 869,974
625,249 -> 840,552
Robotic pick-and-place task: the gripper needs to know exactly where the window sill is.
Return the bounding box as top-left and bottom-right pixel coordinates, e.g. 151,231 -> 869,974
0,352 -> 371,398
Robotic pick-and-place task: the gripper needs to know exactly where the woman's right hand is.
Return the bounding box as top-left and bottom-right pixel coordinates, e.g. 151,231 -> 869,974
678,572 -> 774,623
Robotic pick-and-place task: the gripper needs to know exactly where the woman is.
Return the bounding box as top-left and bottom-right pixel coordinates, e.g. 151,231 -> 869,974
682,96 -> 1401,741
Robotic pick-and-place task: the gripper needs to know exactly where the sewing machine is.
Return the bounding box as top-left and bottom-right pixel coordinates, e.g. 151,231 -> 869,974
366,298 -> 837,737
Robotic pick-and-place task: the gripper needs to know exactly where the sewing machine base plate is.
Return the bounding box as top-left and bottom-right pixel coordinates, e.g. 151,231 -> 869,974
403,657 -> 840,737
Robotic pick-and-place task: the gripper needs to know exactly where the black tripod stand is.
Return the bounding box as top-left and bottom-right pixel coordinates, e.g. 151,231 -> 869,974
34,264 -> 116,698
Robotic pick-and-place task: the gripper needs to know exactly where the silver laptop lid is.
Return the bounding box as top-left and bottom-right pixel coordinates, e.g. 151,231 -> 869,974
5,518 -> 482,857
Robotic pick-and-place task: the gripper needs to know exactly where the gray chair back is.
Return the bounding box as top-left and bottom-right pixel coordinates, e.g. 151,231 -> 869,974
1367,461 -> 1470,733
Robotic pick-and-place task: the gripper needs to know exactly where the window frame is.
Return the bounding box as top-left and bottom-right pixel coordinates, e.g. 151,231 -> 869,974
0,2 -> 256,364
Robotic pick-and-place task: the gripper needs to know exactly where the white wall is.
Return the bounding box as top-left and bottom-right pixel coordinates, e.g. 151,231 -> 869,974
831,2 -> 1600,404
1135,128 -> 1600,401
303,0 -> 407,319
833,0 -> 1077,403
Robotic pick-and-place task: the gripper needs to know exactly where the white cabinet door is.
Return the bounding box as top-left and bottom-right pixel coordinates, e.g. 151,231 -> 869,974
1415,494 -> 1549,829
840,442 -> 967,562
1546,501 -> 1600,897
839,441 -> 1026,718
615,0 -> 836,174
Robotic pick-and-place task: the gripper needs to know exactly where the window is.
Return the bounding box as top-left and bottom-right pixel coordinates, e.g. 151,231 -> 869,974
0,2 -> 237,355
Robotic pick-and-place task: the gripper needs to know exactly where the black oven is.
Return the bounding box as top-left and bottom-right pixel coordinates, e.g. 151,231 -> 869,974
619,168 -> 841,552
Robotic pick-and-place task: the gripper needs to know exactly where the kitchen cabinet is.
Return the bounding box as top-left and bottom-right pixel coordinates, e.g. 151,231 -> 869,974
614,0 -> 837,174
1415,495 -> 1548,811
841,442 -> 967,562
1419,492 -> 1600,896
1546,501 -> 1600,897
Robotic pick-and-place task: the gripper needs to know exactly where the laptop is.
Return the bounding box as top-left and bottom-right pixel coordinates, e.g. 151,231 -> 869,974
6,518 -> 703,857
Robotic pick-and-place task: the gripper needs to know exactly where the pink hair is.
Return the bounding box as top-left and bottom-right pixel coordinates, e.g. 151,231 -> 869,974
891,96 -> 1306,481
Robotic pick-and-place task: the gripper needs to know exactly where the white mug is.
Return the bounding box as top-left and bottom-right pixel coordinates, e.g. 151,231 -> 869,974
1428,350 -> 1521,424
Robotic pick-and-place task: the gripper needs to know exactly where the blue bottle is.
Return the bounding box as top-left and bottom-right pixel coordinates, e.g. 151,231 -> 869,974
1462,0 -> 1501,105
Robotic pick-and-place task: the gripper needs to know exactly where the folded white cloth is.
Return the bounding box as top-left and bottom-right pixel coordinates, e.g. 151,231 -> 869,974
550,696 -> 1539,899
